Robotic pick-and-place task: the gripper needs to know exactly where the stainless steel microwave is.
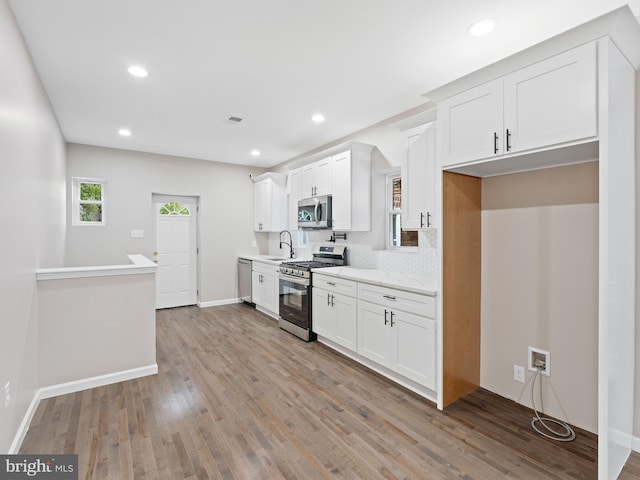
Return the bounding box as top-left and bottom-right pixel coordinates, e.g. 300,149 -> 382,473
298,195 -> 332,230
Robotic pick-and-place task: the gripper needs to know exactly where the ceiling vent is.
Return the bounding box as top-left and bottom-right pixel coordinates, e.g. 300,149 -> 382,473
225,115 -> 244,125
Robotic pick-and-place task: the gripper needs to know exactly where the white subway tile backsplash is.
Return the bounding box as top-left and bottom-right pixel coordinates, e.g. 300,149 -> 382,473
304,229 -> 438,277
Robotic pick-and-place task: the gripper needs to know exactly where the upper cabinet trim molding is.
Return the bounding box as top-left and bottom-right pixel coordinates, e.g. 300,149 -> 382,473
285,142 -> 374,171
423,6 -> 640,103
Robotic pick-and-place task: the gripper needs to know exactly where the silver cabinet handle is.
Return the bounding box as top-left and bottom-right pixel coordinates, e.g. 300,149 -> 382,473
384,309 -> 388,325
383,295 -> 396,301
390,311 -> 395,327
327,293 -> 331,306
327,281 -> 336,286
427,212 -> 432,228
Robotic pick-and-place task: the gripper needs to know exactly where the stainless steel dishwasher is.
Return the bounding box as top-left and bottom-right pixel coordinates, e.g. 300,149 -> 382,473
237,258 -> 253,304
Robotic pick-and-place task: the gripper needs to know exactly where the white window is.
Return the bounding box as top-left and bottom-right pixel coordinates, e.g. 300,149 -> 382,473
72,177 -> 107,225
386,172 -> 418,249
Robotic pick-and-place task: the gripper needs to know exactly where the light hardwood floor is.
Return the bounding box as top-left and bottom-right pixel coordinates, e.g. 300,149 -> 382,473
20,304 -> 640,479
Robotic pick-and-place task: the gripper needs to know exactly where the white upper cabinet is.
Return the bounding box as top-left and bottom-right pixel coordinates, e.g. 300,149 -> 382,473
253,173 -> 287,232
402,123 -> 436,229
301,156 -> 332,198
331,146 -> 372,231
438,42 -> 597,167
330,150 -> 352,231
503,42 -> 597,153
287,168 -> 303,230
289,142 -> 373,232
438,80 -> 503,165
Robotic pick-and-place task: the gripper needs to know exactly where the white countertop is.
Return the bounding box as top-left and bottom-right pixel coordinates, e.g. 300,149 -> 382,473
312,266 -> 437,296
37,254 -> 157,280
238,254 -> 291,265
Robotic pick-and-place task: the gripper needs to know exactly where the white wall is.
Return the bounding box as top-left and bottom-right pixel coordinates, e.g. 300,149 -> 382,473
481,162 -> 599,433
37,273 -> 156,387
0,0 -> 66,453
65,144 -> 263,304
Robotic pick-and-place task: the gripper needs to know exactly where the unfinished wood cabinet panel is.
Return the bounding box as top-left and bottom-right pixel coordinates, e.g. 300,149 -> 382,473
442,171 -> 481,407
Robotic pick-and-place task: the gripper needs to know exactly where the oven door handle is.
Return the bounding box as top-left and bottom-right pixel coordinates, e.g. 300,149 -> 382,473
280,275 -> 310,287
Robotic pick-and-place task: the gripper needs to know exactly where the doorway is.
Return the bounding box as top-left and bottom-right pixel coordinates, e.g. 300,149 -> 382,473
153,194 -> 199,309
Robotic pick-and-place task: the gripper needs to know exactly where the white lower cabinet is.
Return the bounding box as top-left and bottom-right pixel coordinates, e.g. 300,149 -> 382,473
312,274 -> 357,351
252,262 -> 278,317
314,273 -> 437,393
357,285 -> 436,390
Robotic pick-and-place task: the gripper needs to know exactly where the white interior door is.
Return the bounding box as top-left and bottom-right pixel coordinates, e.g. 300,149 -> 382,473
154,195 -> 198,309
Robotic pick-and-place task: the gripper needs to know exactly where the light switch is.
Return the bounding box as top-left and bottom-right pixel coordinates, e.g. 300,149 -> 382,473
130,229 -> 144,238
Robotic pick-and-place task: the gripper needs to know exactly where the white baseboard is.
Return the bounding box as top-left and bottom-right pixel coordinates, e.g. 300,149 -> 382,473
198,298 -> 242,308
9,364 -> 158,454
38,364 -> 158,400
8,391 -> 42,454
633,435 -> 640,453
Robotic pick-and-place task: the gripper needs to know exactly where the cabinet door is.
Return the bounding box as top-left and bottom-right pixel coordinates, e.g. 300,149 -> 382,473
390,309 -> 436,390
253,176 -> 287,232
251,271 -> 265,306
262,273 -> 277,314
252,270 -> 277,314
301,164 -> 317,198
333,293 -> 357,351
288,169 -> 302,230
503,42 -> 597,154
316,156 -> 333,196
438,79 -> 503,166
253,180 -> 269,231
331,151 -> 351,231
312,288 -> 334,338
402,123 -> 436,229
357,300 -> 391,367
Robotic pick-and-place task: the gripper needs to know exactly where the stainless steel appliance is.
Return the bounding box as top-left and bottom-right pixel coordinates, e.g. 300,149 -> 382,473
278,245 -> 346,341
237,258 -> 253,304
298,195 -> 332,230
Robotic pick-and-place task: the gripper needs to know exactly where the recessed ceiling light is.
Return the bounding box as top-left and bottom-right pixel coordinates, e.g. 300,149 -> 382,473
251,149 -> 260,156
311,113 -> 325,123
118,128 -> 132,137
127,65 -> 148,78
467,18 -> 497,37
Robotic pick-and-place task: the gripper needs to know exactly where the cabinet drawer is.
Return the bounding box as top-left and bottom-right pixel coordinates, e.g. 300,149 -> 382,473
357,283 -> 435,318
313,274 -> 357,297
252,261 -> 279,276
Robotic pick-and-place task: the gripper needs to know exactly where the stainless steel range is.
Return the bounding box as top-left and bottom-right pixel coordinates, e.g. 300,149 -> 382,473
278,245 -> 347,341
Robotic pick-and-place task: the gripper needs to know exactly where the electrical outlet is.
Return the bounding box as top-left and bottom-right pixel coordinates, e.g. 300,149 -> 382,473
4,381 -> 10,409
528,347 -> 550,377
513,365 -> 525,383
251,240 -> 257,248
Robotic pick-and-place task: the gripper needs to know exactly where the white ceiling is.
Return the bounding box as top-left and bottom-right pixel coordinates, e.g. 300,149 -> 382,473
8,0 -> 640,168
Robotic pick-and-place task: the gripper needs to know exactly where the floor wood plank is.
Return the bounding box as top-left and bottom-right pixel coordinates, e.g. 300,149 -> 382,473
19,304 -> 640,479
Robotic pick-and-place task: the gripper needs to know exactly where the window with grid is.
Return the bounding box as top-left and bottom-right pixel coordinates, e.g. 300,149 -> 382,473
386,173 -> 418,249
72,177 -> 107,225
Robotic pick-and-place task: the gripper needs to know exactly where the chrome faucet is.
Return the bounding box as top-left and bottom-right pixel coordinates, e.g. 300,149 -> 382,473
279,230 -> 294,258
